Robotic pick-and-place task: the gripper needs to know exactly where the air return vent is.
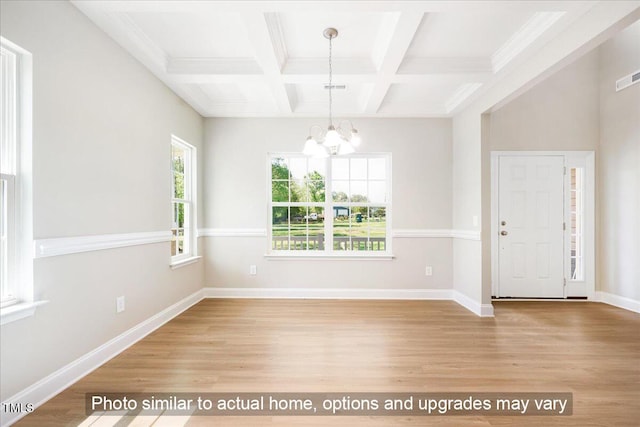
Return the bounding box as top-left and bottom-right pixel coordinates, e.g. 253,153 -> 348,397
615,69 -> 640,92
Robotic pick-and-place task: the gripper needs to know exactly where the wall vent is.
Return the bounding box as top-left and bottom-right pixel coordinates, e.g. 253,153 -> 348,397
615,69 -> 640,92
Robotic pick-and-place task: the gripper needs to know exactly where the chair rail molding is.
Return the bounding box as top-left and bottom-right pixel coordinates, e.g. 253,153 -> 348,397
34,231 -> 172,258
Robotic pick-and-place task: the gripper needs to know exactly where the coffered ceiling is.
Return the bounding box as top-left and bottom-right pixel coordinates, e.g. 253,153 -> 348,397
71,1 -> 623,117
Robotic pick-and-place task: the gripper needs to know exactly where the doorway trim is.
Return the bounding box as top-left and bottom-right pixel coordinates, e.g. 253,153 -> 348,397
491,151 -> 595,300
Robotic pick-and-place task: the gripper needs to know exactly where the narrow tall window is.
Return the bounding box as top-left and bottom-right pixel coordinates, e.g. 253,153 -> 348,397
1,38 -> 33,315
170,136 -> 197,263
570,167 -> 584,281
1,43 -> 18,306
269,154 -> 391,255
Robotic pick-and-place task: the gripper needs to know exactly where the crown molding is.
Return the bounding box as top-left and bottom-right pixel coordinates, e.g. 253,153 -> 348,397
492,11 -> 565,72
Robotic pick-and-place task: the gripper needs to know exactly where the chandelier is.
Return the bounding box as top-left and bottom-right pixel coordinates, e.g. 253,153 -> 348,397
303,28 -> 361,157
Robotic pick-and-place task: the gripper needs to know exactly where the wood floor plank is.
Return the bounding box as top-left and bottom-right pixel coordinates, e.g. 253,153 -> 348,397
13,299 -> 640,426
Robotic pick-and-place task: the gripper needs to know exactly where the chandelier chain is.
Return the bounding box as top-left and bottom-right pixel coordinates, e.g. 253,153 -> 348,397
303,28 -> 360,157
329,33 -> 333,127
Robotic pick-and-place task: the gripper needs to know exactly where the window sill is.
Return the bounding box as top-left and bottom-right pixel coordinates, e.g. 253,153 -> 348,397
1,300 -> 49,326
170,255 -> 202,269
265,252 -> 394,261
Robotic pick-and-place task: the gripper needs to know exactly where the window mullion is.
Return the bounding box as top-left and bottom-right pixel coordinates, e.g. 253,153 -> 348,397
325,156 -> 333,252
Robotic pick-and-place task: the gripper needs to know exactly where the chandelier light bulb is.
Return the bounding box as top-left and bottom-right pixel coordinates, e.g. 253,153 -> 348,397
350,129 -> 361,147
314,144 -> 330,158
324,126 -> 342,148
303,136 -> 319,156
338,141 -> 355,155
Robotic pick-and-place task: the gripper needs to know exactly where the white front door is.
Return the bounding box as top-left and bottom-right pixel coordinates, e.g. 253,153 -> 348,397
497,155 -> 564,298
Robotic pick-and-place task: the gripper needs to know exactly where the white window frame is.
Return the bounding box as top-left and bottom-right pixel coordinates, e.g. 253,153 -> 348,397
266,153 -> 393,259
1,37 -> 42,325
170,135 -> 199,268
563,152 -> 594,298
1,44 -> 17,307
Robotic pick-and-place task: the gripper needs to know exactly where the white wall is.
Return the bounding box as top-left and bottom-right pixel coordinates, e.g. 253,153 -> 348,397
0,1 -> 204,400
486,48 -> 600,301
490,50 -> 600,151
487,20 -> 640,304
203,118 -> 454,291
597,21 -> 640,302
451,110 -> 484,305
450,4 -> 639,312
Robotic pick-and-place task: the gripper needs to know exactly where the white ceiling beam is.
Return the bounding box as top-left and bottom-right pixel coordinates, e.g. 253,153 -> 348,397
241,12 -> 293,113
282,74 -> 376,85
492,11 -> 565,72
167,71 -> 491,86
168,75 -> 265,85
445,83 -> 483,114
398,57 -> 493,75
393,73 -> 490,84
86,1 -> 575,14
167,58 -> 263,75
179,85 -> 220,115
283,58 -> 377,76
362,11 -> 424,114
167,56 -> 491,77
168,73 -> 375,85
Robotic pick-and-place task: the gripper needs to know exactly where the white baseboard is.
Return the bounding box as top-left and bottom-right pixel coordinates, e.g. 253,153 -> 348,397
203,287 -> 454,300
453,290 -> 495,317
203,287 -> 494,316
1,289 -> 204,427
595,291 -> 640,313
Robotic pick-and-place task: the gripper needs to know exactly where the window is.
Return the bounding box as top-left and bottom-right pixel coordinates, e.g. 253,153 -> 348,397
1,44 -> 17,306
0,156 -> 15,306
1,37 -> 34,316
170,136 -> 197,264
269,154 -> 391,256
570,167 -> 584,281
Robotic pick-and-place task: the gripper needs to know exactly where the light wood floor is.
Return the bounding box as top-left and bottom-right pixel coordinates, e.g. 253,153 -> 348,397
15,299 -> 640,426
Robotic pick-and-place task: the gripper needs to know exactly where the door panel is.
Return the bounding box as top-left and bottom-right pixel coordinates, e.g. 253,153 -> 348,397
498,156 -> 564,297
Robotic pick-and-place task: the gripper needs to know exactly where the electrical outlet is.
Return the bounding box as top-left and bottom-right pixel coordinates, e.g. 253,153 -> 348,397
472,215 -> 479,227
116,296 -> 125,313
249,265 -> 257,276
425,266 -> 433,276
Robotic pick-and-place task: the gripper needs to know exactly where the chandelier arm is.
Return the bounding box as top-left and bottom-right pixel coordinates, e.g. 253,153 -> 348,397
337,120 -> 355,133
308,124 -> 326,140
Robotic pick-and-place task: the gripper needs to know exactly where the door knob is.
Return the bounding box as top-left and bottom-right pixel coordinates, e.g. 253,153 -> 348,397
500,230 -> 508,236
